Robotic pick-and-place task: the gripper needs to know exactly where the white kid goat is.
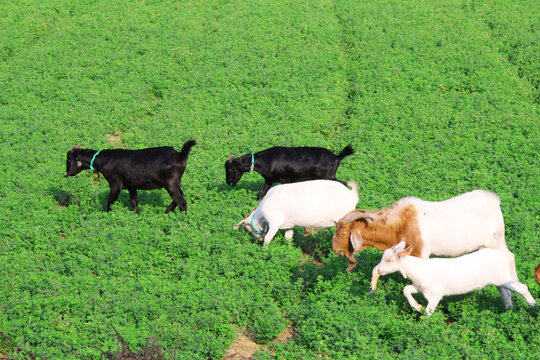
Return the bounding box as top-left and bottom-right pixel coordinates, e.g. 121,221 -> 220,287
373,241 -> 536,315
234,179 -> 358,248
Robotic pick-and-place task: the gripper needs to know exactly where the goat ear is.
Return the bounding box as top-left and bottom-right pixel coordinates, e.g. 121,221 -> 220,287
398,245 -> 414,258
233,216 -> 249,230
394,241 -> 407,251
350,230 -> 363,252
228,154 -> 234,163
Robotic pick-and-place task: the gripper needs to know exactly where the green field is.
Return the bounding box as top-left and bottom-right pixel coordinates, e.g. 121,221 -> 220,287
0,0 -> 538,358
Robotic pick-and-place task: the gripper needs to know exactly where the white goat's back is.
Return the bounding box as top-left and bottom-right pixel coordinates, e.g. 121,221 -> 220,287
407,249 -> 513,295
412,190 -> 505,257
259,180 -> 358,228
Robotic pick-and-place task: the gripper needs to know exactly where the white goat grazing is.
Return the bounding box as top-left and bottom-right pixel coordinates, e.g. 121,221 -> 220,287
234,180 -> 358,248
373,241 -> 536,315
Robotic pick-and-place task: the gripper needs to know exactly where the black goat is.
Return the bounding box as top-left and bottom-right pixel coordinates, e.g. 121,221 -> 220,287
225,145 -> 354,199
65,140 -> 196,214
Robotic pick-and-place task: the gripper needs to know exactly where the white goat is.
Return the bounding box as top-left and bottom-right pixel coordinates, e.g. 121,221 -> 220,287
373,241 -> 536,315
234,180 -> 358,248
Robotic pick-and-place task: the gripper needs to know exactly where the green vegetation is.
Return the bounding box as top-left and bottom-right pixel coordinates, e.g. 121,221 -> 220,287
0,0 -> 538,358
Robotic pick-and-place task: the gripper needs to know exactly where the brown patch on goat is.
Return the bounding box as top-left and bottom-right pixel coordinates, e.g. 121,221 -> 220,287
331,217 -> 355,258
395,205 -> 423,257
332,204 -> 423,270
535,263 -> 540,285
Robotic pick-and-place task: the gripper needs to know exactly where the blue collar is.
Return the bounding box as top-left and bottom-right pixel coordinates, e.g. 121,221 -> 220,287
90,151 -> 100,171
251,214 -> 262,234
249,153 -> 255,174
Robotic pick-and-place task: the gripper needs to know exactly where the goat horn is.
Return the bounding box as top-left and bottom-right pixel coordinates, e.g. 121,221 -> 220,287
242,207 -> 256,218
72,144 -> 83,150
228,154 -> 234,162
342,210 -> 373,225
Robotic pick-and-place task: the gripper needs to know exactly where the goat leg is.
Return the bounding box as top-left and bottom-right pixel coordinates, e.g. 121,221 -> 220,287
257,182 -> 272,200
165,186 -> 187,213
497,286 -> 513,308
500,281 -> 536,307
346,255 -> 357,272
424,293 -> 441,315
262,223 -> 280,249
128,188 -> 140,214
106,186 -> 121,212
369,265 -> 380,294
403,285 -> 423,313
165,200 -> 177,213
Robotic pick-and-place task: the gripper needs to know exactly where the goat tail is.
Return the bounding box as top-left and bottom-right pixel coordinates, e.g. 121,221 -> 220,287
337,144 -> 354,161
347,180 -> 359,195
179,139 -> 196,158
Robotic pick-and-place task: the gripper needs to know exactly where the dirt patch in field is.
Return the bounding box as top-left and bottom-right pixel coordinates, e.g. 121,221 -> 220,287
222,324 -> 296,360
273,324 -> 296,343
106,134 -> 125,148
222,330 -> 260,360
0,324 -> 295,360
0,331 -> 12,360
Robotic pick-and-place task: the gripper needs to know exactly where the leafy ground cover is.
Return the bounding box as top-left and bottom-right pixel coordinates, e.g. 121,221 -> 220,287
0,0 -> 538,359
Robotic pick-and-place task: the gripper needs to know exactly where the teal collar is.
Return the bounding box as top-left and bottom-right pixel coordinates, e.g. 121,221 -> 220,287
251,214 -> 262,234
90,151 -> 100,171
250,154 -> 255,173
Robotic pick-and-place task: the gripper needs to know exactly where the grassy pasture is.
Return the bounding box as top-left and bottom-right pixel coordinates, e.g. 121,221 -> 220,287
0,0 -> 538,358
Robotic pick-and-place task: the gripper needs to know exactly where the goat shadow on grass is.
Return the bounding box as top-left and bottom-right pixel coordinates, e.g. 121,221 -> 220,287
291,229 -> 383,296
48,186 -> 76,207
215,179 -> 264,195
47,186 -> 172,212
291,227 -> 334,262
96,190 -> 170,212
443,290 -> 539,321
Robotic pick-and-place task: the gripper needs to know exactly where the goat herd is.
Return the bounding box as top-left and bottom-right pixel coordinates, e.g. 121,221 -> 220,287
65,140 -> 538,315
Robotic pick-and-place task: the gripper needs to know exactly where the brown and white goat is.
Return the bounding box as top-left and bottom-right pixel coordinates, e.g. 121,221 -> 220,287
331,190 -> 518,292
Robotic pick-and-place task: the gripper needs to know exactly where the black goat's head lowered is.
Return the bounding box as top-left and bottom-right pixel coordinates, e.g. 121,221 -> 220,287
224,145 -> 353,200
65,146 -> 95,177
224,155 -> 244,187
